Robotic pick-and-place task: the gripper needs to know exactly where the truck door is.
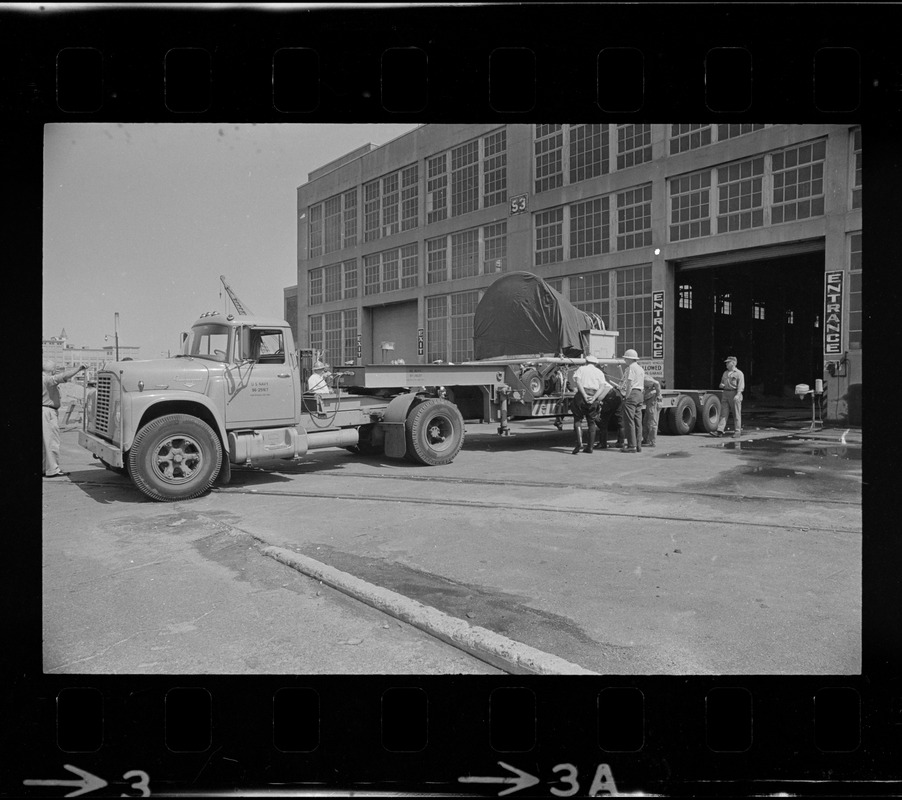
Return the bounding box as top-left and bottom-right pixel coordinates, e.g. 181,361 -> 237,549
224,327 -> 297,428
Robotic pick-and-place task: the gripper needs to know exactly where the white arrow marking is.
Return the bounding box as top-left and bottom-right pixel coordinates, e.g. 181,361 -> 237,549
23,764 -> 108,797
459,761 -> 540,796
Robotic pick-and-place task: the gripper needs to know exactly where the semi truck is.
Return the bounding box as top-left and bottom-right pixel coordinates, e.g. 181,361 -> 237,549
79,273 -> 723,502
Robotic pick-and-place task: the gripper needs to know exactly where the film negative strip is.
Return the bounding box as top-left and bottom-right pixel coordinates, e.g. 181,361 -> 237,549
8,2 -> 900,797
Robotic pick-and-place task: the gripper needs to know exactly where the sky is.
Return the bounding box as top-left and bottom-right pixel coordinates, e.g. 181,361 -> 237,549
43,122 -> 418,360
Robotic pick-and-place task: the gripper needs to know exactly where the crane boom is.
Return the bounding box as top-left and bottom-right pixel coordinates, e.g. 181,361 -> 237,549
220,275 -> 252,316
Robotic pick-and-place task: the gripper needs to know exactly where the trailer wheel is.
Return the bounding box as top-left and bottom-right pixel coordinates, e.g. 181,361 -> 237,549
520,368 -> 544,399
128,414 -> 222,502
671,396 -> 697,435
404,398 -> 464,466
694,395 -> 722,433
658,407 -> 673,435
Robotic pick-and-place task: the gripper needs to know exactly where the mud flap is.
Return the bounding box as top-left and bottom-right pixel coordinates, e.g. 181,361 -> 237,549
379,393 -> 420,460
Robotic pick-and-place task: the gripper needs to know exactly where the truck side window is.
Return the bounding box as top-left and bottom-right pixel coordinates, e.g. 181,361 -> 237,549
253,330 -> 286,364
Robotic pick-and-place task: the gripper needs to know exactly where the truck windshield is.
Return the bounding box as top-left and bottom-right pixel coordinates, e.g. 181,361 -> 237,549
186,324 -> 231,362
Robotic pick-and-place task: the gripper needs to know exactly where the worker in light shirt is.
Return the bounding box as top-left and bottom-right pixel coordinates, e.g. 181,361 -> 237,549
570,355 -> 607,454
713,355 -> 745,437
618,349 -> 645,453
307,361 -> 331,394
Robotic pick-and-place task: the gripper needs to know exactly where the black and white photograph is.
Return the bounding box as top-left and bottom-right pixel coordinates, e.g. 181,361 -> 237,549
42,121 -> 862,677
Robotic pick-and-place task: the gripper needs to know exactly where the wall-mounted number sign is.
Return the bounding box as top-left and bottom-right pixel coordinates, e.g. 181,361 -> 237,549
509,194 -> 528,215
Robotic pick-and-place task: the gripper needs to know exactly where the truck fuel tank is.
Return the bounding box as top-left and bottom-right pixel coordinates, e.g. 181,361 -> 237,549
228,425 -> 360,465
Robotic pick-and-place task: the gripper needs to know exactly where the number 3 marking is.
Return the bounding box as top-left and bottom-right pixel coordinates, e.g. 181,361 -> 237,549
122,770 -> 151,797
550,763 -> 579,797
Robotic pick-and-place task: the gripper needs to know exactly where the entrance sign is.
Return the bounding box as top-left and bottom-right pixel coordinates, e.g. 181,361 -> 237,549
824,271 -> 844,355
652,291 -> 665,359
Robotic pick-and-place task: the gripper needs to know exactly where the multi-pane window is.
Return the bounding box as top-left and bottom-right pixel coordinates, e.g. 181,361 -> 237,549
343,190 -> 357,247
308,204 -> 323,258
569,197 -> 610,259
324,263 -> 342,303
308,310 -> 357,366
717,123 -> 765,140
309,268 -> 323,306
343,259 -> 358,299
616,266 -> 652,357
364,180 -> 381,243
535,207 -> 564,265
426,296 -> 448,362
617,124 -> 652,170
427,291 -> 479,363
851,127 -> 862,210
535,125 -> 564,193
716,157 -> 764,233
401,165 -> 419,231
545,277 -> 563,294
849,232 -> 862,349
427,154 -> 448,224
678,284 -> 693,309
569,124 -> 609,183
451,229 -> 479,280
483,129 -> 508,207
670,172 -> 711,241
617,185 -> 653,250
363,165 -> 417,242
771,140 -> 826,224
484,221 -> 507,273
382,172 -> 400,237
426,237 -> 447,285
310,190 -> 357,257
570,271 -> 610,320
428,224 -> 506,283
670,124 -> 713,155
715,293 -> 733,315
451,140 -> 479,217
401,243 -> 419,289
362,246 -> 418,296
753,301 -> 766,320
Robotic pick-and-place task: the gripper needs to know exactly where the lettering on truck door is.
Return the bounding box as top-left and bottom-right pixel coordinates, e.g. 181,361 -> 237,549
225,328 -> 297,427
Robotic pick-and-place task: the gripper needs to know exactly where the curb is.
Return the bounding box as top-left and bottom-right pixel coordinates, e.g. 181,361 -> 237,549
260,544 -> 599,676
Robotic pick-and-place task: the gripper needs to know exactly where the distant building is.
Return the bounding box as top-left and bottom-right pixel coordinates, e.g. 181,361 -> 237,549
42,329 -> 141,374
291,123 -> 862,424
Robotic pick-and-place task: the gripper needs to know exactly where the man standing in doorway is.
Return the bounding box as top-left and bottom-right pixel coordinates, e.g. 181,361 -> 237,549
43,359 -> 87,477
713,355 -> 745,438
618,349 -> 645,454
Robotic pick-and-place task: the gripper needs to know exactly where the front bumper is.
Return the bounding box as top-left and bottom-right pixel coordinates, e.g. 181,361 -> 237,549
78,430 -> 123,468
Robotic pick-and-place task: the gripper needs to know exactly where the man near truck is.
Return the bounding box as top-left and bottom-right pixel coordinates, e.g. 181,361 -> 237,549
713,355 -> 745,438
570,355 -> 607,454
43,359 -> 87,477
618,349 -> 645,454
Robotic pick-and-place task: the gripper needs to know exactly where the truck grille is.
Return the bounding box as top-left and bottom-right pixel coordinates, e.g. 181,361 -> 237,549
94,374 -> 114,436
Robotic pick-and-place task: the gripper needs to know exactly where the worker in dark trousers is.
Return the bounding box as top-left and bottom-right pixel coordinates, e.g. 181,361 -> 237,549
570,355 -> 606,454
618,349 -> 645,453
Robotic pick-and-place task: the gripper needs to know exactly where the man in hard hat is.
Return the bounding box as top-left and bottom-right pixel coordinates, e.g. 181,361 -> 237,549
713,355 -> 745,437
618,349 -> 645,453
43,359 -> 88,477
307,361 -> 331,394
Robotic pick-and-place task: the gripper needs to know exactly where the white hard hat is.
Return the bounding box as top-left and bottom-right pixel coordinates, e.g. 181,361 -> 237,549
584,355 -> 599,365
313,361 -> 326,370
623,349 -> 640,360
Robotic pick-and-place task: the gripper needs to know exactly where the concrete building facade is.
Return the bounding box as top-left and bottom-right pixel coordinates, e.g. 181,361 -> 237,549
42,329 -> 141,375
293,124 -> 862,424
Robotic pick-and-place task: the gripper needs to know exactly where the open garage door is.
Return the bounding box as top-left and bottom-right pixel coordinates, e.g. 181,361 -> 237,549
674,244 -> 825,399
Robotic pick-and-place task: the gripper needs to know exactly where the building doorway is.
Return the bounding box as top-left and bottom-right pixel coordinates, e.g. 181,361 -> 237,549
370,301 -> 419,363
674,249 -> 825,399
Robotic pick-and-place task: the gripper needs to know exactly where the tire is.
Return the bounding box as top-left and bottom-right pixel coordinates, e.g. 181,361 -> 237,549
671,395 -> 697,436
694,394 -> 722,433
519,368 -> 544,399
404,398 -> 465,466
128,414 -> 222,502
658,407 -> 673,435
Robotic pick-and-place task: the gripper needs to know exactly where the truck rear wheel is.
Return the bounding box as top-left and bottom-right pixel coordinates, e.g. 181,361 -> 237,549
404,398 -> 464,466
658,407 -> 673,435
128,414 -> 222,502
671,395 -> 697,435
694,395 -> 722,433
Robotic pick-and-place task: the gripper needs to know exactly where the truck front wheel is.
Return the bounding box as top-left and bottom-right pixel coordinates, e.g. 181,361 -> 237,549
128,414 -> 222,501
404,398 -> 464,466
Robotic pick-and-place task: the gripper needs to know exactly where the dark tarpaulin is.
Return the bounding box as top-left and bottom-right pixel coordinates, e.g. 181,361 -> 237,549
473,271 -> 597,359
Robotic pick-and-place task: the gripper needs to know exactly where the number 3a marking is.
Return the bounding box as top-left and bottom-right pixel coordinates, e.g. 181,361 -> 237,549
121,770 -> 151,797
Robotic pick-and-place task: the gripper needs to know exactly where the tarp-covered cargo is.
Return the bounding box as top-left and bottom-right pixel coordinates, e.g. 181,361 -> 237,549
473,271 -> 602,360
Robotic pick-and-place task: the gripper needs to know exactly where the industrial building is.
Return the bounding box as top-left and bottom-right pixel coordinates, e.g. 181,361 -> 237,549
290,124 -> 861,424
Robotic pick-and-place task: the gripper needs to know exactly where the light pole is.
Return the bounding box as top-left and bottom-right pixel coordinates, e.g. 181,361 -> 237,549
114,312 -> 120,361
